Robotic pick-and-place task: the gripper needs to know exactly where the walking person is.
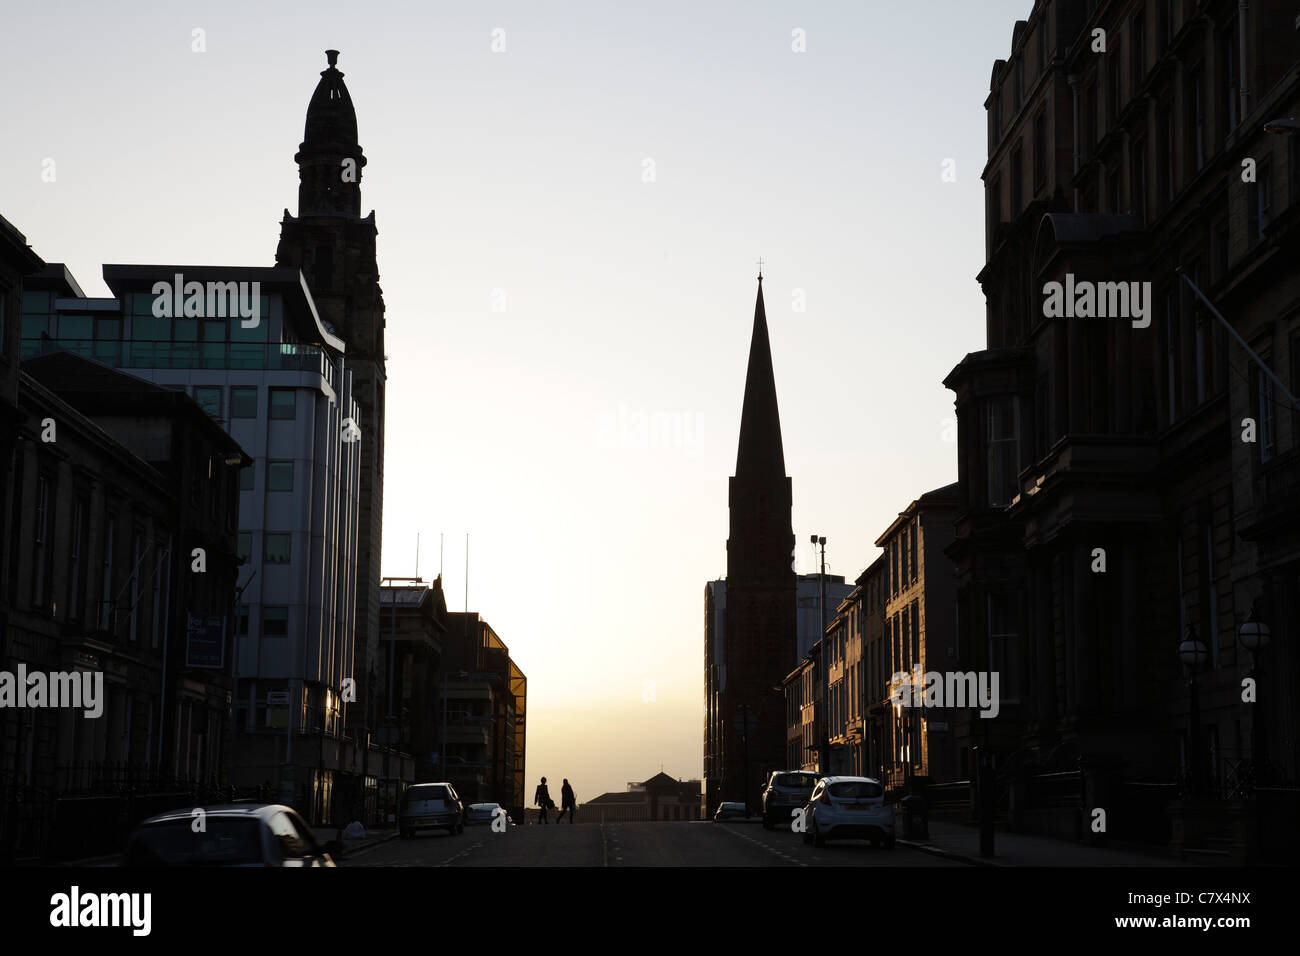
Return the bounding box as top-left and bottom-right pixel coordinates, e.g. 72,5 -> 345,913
556,779 -> 576,824
535,776 -> 552,824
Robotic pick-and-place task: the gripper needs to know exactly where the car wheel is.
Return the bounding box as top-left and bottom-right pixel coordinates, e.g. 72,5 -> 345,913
812,820 -> 826,849
870,836 -> 881,848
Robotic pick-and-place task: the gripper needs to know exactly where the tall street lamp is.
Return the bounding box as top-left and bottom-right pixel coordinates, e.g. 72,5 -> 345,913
1177,624 -> 1209,798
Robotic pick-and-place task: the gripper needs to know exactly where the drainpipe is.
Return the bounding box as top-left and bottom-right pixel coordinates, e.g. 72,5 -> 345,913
1238,2 -> 1250,125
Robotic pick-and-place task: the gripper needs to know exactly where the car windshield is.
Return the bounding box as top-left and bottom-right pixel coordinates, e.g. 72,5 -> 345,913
127,817 -> 263,866
404,785 -> 450,805
828,781 -> 883,799
774,773 -> 817,789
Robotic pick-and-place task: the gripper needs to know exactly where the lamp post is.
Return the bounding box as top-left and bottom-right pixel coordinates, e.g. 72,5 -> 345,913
812,535 -> 828,775
1177,624 -> 1209,798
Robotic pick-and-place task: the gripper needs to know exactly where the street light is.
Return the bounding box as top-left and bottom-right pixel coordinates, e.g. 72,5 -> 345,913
1177,624 -> 1208,798
1263,117 -> 1300,134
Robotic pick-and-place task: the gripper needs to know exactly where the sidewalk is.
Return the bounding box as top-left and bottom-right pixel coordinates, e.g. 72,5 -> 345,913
899,820 -> 1209,867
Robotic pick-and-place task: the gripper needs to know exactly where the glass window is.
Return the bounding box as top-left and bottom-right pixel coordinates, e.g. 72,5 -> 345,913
22,291 -> 51,313
263,606 -> 289,637
57,314 -> 93,341
132,314 -> 170,340
270,389 -> 296,420
21,313 -> 49,339
231,387 -> 258,418
174,318 -> 198,341
239,464 -> 254,491
268,461 -> 293,491
236,533 -> 252,561
987,396 -> 1019,507
230,296 -> 270,343
194,386 -> 222,419
264,533 -> 291,564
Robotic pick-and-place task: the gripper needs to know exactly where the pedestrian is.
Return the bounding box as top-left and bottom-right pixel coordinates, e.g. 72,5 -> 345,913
556,779 -> 576,824
535,776 -> 552,824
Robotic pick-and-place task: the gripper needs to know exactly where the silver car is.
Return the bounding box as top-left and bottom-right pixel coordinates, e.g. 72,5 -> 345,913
399,782 -> 465,837
801,776 -> 895,849
123,803 -> 339,866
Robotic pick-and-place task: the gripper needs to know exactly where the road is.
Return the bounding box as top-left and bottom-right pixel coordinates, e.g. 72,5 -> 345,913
344,820 -> 962,867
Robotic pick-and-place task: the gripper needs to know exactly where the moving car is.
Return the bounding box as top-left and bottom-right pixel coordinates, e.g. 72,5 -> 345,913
399,782 -> 465,838
713,801 -> 747,822
801,776 -> 894,849
762,770 -> 819,830
465,802 -> 512,826
123,804 -> 339,867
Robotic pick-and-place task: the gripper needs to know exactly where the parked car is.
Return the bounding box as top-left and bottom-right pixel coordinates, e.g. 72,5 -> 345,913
801,776 -> 894,848
123,804 -> 339,867
465,802 -> 512,826
762,770 -> 819,830
713,801 -> 747,822
399,782 -> 465,838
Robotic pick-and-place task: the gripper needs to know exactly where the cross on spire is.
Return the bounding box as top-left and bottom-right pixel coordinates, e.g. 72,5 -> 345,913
756,257 -> 764,281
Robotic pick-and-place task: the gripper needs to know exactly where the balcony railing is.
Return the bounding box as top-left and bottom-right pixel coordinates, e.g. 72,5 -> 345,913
22,338 -> 334,385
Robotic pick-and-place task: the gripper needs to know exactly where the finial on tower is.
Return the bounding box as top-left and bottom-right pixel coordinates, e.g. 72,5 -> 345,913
756,256 -> 764,281
326,49 -> 339,68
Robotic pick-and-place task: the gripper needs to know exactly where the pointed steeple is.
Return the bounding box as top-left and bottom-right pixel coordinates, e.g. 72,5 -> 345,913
735,275 -> 787,480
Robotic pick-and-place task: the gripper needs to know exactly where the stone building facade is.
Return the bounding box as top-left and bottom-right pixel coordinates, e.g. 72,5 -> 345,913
946,0 -> 1300,855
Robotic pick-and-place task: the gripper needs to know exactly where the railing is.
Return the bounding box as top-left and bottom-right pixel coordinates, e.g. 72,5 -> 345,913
23,338 -> 334,385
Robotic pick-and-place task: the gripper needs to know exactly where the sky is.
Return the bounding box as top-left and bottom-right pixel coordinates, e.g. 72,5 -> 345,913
2,0 -> 1032,799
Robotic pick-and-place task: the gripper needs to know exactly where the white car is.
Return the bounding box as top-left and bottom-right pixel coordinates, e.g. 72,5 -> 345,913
801,776 -> 894,849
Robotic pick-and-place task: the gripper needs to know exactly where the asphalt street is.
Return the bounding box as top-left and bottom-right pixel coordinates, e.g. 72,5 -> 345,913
344,820 -> 963,867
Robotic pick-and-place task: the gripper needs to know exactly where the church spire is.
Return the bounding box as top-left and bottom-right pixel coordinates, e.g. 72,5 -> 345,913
734,275 -> 787,481
293,49 -> 366,217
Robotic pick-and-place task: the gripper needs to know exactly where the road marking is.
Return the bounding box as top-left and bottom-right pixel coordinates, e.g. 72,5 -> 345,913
717,824 -> 807,867
437,841 -> 485,867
